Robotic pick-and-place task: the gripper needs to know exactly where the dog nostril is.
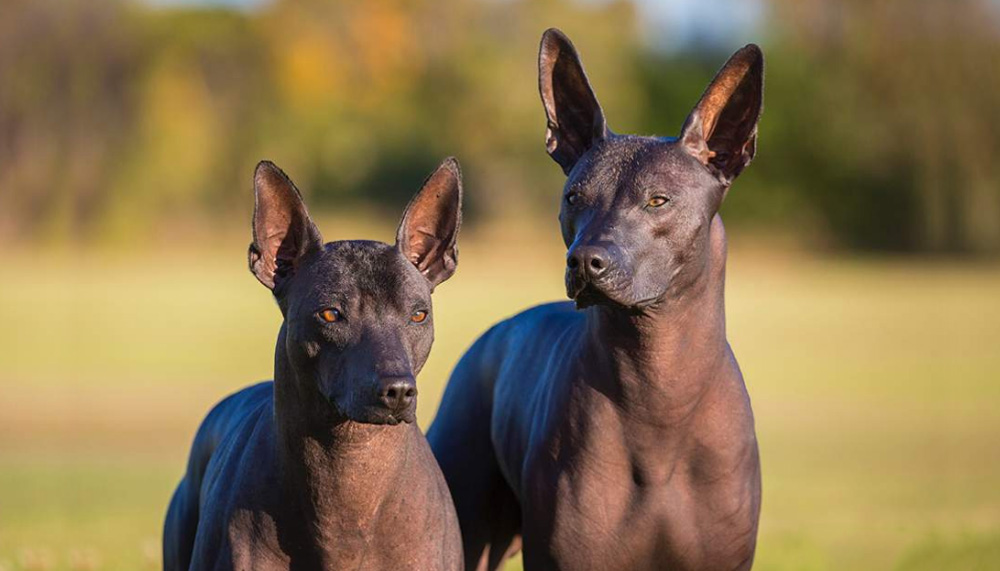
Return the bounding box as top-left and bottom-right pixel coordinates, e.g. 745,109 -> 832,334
380,380 -> 416,412
589,257 -> 604,271
568,256 -> 580,269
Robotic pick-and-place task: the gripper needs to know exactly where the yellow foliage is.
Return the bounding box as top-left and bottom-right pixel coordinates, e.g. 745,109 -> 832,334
348,0 -> 424,108
278,28 -> 345,110
100,57 -> 222,242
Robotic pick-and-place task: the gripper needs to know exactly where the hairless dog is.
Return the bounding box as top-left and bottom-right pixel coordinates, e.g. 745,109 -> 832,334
429,29 -> 763,570
164,158 -> 464,570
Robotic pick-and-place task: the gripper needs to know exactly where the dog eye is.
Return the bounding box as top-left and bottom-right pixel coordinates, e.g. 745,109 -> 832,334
319,308 -> 342,323
565,192 -> 580,206
647,196 -> 669,208
410,310 -> 428,324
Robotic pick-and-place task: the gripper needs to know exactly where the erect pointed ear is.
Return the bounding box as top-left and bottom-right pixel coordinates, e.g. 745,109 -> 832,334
248,161 -> 324,292
539,28 -> 608,175
396,157 -> 463,289
680,44 -> 763,185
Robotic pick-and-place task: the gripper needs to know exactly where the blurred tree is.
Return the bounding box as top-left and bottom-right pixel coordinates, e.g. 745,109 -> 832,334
104,7 -> 269,241
762,0 -> 1000,253
0,0 -> 144,242
0,0 -> 996,255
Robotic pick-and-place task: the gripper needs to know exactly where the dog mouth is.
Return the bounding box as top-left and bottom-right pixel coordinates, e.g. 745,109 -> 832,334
569,281 -> 637,311
350,407 -> 417,426
324,396 -> 416,426
353,403 -> 417,426
375,409 -> 416,426
568,280 -> 661,314
571,283 -> 614,309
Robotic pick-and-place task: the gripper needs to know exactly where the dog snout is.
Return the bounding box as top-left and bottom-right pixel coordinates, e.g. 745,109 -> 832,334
377,376 -> 417,415
568,245 -> 610,280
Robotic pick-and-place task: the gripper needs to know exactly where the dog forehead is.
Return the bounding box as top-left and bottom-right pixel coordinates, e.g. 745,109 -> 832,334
569,136 -> 695,199
630,141 -> 714,191
568,136 -> 651,189
302,240 -> 427,306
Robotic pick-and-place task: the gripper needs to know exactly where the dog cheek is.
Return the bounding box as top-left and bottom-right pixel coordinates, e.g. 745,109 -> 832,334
409,333 -> 433,376
668,250 -> 688,283
283,320 -> 321,359
559,209 -> 577,248
630,261 -> 663,303
302,340 -> 321,359
652,222 -> 672,241
318,351 -> 351,396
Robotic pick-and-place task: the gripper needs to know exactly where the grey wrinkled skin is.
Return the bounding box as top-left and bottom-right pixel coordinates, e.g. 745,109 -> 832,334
429,29 -> 763,570
164,158 -> 464,571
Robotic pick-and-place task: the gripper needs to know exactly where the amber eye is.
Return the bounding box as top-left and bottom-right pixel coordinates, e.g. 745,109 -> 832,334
565,192 -> 579,206
410,310 -> 428,324
319,308 -> 342,323
647,196 -> 669,208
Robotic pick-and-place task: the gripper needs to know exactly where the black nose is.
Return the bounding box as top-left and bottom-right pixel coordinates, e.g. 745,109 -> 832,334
568,245 -> 609,279
378,376 -> 417,413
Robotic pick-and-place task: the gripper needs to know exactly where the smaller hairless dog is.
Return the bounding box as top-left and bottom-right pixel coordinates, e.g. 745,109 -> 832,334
430,30 -> 763,570
164,158 -> 464,570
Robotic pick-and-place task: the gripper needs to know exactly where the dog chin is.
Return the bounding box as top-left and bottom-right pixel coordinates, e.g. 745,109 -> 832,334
327,398 -> 416,426
570,283 -> 665,314
352,407 -> 416,426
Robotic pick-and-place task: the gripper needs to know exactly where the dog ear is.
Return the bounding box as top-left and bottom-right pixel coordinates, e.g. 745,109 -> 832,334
539,28 -> 608,175
396,157 -> 463,289
248,161 -> 324,292
680,44 -> 763,186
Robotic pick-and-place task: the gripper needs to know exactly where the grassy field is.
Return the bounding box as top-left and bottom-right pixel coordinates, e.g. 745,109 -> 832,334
1,223 -> 998,570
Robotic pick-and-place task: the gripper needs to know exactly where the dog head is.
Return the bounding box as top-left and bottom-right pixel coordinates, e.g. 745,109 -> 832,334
539,29 -> 762,310
249,158 -> 462,425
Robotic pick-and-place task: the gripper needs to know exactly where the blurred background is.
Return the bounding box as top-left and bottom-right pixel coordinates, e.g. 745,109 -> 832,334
0,0 -> 998,569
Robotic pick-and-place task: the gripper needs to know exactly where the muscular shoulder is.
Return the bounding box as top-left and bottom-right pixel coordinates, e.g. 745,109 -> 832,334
206,381 -> 273,426
489,301 -> 583,346
190,382 -> 272,457
197,383 -> 277,499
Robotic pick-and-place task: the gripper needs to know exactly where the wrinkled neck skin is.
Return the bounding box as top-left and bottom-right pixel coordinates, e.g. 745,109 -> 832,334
271,327 -> 417,564
583,214 -> 730,429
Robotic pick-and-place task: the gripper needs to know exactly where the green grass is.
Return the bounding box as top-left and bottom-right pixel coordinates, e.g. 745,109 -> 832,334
1,228 -> 999,570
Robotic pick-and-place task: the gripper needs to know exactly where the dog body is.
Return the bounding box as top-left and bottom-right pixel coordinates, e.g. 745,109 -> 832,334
429,31 -> 763,570
165,160 -> 465,571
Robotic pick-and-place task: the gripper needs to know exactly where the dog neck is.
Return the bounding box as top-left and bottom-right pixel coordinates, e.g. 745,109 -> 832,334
270,329 -> 417,564
584,214 -> 729,427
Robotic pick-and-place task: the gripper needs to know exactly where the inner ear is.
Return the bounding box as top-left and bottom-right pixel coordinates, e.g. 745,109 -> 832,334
248,161 -> 323,292
395,158 -> 463,289
680,44 -> 763,184
539,28 -> 608,175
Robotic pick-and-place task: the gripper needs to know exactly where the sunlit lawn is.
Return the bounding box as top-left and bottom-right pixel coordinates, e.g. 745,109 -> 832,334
1,222 -> 998,570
